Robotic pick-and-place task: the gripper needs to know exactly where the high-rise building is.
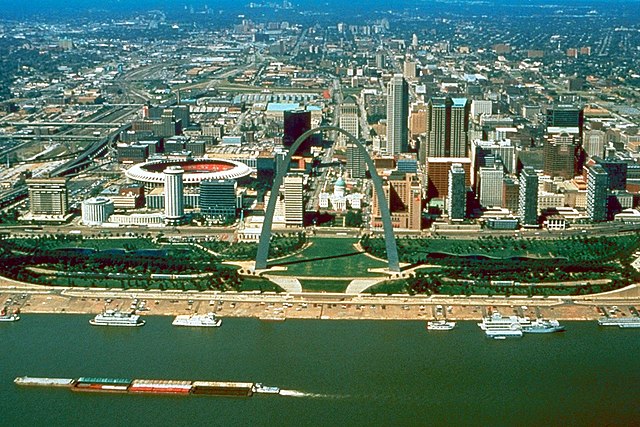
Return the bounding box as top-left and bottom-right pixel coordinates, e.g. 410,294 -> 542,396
338,96 -> 359,146
385,74 -> 409,155
546,105 -> 584,133
403,59 -> 417,80
409,103 -> 428,138
518,167 -> 539,227
346,144 -> 366,179
586,164 -> 609,222
284,174 -> 304,226
26,178 -> 69,216
426,157 -> 471,199
470,100 -> 493,119
200,179 -> 237,220
593,156 -> 627,191
502,178 -> 520,214
543,132 -> 577,179
546,105 -> 584,148
424,96 -> 470,159
164,166 -> 184,224
479,166 -> 504,208
447,164 -> 466,221
284,110 -> 312,155
470,139 -> 516,190
584,130 -> 606,158
371,172 -> 422,230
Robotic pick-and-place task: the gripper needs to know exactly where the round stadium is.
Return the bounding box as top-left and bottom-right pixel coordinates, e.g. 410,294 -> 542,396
125,158 -> 253,188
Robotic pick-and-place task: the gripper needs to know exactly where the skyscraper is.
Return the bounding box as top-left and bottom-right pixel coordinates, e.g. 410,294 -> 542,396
200,179 -> 237,220
584,130 -> 606,158
284,174 -> 304,226
546,105 -> 584,138
385,74 -> 409,155
543,132 -> 577,179
338,96 -> 359,147
284,110 -> 312,156
164,166 -> 184,224
346,143 -> 366,179
371,172 -> 422,230
447,164 -> 466,221
424,96 -> 470,159
586,164 -> 609,222
518,167 -> 539,227
479,165 -> 504,208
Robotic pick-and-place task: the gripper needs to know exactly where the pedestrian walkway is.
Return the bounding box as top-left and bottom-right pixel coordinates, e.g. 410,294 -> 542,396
263,275 -> 302,293
345,278 -> 387,294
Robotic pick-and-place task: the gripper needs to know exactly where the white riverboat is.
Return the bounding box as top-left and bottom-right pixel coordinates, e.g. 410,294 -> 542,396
426,320 -> 456,331
172,313 -> 222,328
478,312 -> 525,339
597,317 -> 640,328
89,310 -> 145,327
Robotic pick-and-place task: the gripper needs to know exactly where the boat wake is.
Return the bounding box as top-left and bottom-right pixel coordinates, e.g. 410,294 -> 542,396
278,389 -> 347,399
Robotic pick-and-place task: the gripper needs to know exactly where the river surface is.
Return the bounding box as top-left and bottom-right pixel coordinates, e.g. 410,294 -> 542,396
1,315 -> 638,426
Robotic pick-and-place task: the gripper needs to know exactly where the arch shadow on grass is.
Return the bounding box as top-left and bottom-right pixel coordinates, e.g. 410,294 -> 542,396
270,250 -> 365,267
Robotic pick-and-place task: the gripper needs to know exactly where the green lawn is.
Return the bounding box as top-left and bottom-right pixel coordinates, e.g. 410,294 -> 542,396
269,238 -> 387,278
239,278 -> 285,293
364,280 -> 408,294
299,279 -> 351,293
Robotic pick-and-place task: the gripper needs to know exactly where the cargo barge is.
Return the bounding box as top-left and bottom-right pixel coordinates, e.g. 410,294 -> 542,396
14,376 -> 279,397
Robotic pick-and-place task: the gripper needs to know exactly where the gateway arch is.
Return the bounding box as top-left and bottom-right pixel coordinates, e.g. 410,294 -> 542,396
255,126 -> 400,273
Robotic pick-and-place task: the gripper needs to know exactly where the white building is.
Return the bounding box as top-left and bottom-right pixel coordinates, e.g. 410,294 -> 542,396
284,174 -> 304,226
81,197 -> 114,226
164,166 -> 184,224
471,100 -> 493,119
478,167 -> 504,208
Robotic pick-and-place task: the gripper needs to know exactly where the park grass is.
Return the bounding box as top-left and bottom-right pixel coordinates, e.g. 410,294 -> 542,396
239,278 -> 285,293
299,279 -> 351,293
270,238 -> 387,278
364,280 -> 408,295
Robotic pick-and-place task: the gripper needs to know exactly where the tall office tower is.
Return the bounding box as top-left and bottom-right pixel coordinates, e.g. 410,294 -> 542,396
375,50 -> 385,69
200,179 -> 237,220
470,139 -> 516,190
502,177 -> 520,214
153,109 -> 180,138
594,156 -> 627,191
385,74 -> 409,155
586,164 -> 609,222
470,100 -> 492,119
164,166 -> 184,224
411,33 -> 419,48
371,172 -> 422,230
546,105 -> 584,136
518,167 -> 539,227
543,132 -> 577,179
26,178 -> 69,216
284,110 -> 312,156
403,59 -> 417,80
409,103 -> 428,138
425,96 -> 470,159
478,166 -> 504,208
584,130 -> 606,158
338,96 -> 359,147
284,174 -> 304,226
346,144 -> 366,179
447,164 -> 466,221
426,157 -> 471,199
